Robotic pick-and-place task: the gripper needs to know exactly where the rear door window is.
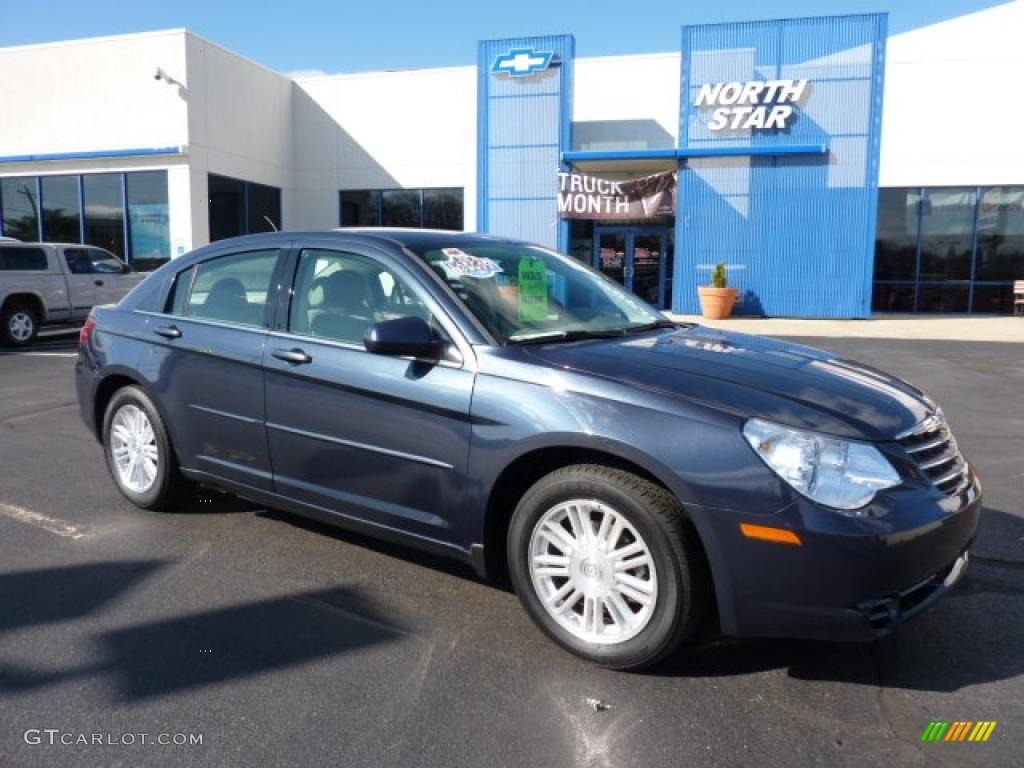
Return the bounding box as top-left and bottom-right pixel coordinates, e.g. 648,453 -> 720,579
179,250 -> 279,327
0,246 -> 48,271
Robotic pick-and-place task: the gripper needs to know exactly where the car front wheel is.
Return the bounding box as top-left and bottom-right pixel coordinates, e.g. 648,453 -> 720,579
507,464 -> 708,670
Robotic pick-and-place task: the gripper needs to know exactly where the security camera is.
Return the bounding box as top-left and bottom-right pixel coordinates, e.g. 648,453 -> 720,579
154,67 -> 167,81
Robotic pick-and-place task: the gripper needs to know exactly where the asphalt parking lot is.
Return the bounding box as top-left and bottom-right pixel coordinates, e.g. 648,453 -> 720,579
0,329 -> 1021,767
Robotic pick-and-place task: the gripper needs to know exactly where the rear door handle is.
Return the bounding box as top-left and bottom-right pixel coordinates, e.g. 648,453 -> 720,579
272,347 -> 312,365
94,279 -> 105,286
153,324 -> 182,339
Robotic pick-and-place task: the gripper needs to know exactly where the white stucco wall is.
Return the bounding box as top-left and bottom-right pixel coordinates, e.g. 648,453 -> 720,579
0,30 -> 189,158
184,32 -> 294,245
880,0 -> 1024,188
289,66 -> 477,231
572,52 -> 681,151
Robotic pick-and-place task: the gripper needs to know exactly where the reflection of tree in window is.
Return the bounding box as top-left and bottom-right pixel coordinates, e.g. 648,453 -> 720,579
381,191 -> 421,227
0,178 -> 40,241
423,189 -> 463,230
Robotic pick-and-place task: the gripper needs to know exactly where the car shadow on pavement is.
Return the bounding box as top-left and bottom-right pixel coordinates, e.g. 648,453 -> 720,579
0,561 -> 408,701
0,560 -> 167,635
656,506 -> 1024,693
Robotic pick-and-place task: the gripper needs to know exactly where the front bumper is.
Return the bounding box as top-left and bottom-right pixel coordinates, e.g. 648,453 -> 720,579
704,469 -> 981,642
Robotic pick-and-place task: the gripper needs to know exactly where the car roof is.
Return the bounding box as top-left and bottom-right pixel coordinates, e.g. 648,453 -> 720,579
187,228 -> 524,254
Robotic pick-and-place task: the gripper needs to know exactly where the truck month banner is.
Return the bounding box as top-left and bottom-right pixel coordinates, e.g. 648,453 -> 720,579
558,170 -> 677,220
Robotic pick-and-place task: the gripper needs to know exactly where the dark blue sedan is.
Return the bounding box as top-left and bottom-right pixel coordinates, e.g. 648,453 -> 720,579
75,230 -> 979,669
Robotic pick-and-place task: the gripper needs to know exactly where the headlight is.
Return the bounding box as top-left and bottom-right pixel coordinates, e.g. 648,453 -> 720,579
742,418 -> 901,512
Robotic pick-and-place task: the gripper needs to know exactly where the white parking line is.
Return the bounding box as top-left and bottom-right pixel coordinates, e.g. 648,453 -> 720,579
0,502 -> 87,538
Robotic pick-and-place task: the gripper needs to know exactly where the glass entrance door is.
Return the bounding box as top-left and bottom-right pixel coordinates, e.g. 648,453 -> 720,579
593,227 -> 669,308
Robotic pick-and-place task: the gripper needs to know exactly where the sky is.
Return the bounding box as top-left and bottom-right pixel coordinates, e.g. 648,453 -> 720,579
0,0 -> 1012,74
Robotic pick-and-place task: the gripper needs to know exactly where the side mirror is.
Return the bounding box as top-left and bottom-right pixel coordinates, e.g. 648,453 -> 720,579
121,261 -> 132,274
364,316 -> 443,360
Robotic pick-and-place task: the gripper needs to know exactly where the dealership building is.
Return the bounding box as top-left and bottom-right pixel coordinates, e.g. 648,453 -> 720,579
1,2 -> 1022,316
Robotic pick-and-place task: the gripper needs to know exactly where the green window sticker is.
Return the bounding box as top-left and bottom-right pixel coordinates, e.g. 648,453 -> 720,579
518,257 -> 548,323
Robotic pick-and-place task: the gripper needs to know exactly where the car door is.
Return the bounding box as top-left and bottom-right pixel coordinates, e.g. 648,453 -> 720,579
84,247 -> 137,305
135,247 -> 284,491
60,247 -> 100,318
262,243 -> 475,544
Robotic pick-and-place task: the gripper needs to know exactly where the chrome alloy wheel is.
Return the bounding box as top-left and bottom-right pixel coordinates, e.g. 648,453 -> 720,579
529,499 -> 658,645
109,404 -> 159,494
8,311 -> 34,342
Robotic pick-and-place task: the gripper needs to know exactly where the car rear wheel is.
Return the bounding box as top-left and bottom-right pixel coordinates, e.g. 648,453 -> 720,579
1,302 -> 39,347
103,386 -> 189,510
507,464 -> 708,670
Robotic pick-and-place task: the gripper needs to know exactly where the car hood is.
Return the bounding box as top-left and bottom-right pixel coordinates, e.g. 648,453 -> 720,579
523,325 -> 934,441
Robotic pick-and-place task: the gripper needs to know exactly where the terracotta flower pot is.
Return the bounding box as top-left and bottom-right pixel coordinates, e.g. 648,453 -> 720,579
697,286 -> 739,319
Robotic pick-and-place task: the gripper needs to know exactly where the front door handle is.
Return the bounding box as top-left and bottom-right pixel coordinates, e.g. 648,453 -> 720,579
272,347 -> 312,365
153,324 -> 182,339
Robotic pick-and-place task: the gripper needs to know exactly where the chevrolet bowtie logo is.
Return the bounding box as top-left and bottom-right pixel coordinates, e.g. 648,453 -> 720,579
492,48 -> 554,77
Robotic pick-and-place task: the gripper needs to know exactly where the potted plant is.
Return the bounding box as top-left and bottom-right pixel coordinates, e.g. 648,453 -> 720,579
697,263 -> 739,319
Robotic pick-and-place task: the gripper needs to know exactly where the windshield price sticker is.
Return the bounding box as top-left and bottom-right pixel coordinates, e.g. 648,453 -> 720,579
518,257 -> 548,322
440,248 -> 503,279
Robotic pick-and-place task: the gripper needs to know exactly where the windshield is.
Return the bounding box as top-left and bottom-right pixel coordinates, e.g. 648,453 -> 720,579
408,241 -> 669,344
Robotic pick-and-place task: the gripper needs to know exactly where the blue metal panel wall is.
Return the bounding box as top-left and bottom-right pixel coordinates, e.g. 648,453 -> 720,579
674,15 -> 887,317
478,35 -> 574,249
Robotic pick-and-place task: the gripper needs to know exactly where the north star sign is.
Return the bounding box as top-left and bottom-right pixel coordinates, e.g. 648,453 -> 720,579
695,78 -> 809,131
492,48 -> 554,77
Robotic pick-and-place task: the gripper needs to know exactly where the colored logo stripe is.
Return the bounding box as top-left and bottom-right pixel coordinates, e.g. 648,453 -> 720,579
945,721 -> 971,741
970,722 -> 997,742
921,721 -> 996,742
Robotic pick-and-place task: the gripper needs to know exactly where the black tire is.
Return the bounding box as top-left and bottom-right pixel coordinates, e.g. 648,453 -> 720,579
1,300 -> 39,347
102,386 -> 190,510
507,464 -> 708,670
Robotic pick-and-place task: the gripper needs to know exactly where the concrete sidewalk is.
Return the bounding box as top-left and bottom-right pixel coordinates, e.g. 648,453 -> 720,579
666,314 -> 1023,342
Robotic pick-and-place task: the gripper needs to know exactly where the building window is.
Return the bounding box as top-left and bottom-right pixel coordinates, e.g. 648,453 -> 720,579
340,191 -> 379,226
208,174 -> 281,243
422,188 -> 463,230
82,174 -> 125,260
2,171 -> 170,269
0,177 -> 40,242
339,188 -> 463,231
41,175 -> 82,244
246,181 -> 282,235
873,185 -> 1023,314
126,171 -> 171,271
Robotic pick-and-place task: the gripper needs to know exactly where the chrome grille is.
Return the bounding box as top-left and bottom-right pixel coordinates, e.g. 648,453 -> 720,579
898,412 -> 969,495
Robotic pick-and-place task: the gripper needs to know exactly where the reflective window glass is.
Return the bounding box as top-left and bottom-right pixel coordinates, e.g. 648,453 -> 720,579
126,171 -> 170,271
340,191 -> 380,226
918,188 -> 976,282
874,188 -> 919,280
1,177 -> 40,241
246,182 -> 281,234
974,187 -> 1024,283
42,176 -> 82,244
422,188 -> 463,230
381,190 -> 421,228
208,174 -> 245,242
83,174 -> 125,259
